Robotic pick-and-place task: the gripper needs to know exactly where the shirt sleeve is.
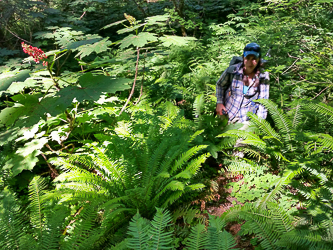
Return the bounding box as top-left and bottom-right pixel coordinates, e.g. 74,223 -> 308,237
216,69 -> 230,104
257,72 -> 270,119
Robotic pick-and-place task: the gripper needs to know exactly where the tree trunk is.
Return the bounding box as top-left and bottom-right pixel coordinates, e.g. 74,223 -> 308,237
171,0 -> 187,36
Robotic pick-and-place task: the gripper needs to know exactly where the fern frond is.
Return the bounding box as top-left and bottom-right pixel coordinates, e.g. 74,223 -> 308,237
0,188 -> 32,250
93,146 -> 128,188
247,112 -> 281,142
28,176 -> 47,237
148,208 -> 173,250
193,93 -> 205,120
317,133 -> 333,151
219,129 -> 261,141
61,203 -> 102,250
185,223 -> 207,250
127,212 -> 150,250
256,166 -> 303,209
306,101 -> 333,124
39,206 -> 69,250
223,159 -> 266,176
176,153 -> 209,178
241,147 -> 262,158
255,99 -> 294,147
206,214 -> 237,250
276,229 -> 329,250
162,190 -> 183,207
290,101 -> 303,129
237,204 -> 281,250
170,145 -> 208,174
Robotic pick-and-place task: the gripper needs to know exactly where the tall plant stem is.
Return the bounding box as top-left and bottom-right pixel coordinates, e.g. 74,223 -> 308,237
41,153 -> 59,179
135,49 -> 146,105
120,47 -> 140,115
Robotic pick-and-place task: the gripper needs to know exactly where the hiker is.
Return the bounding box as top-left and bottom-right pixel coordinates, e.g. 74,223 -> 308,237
215,43 -> 270,130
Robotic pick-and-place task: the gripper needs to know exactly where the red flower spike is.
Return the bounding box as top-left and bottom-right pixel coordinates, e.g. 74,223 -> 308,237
21,42 -> 48,66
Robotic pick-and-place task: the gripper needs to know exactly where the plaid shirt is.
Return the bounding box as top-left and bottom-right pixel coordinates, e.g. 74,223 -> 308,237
216,63 -> 270,122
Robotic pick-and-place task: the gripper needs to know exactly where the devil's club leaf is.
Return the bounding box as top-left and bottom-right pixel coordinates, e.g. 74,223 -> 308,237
66,38 -> 101,50
0,127 -> 20,146
56,72 -> 131,104
0,74 -> 130,127
120,32 -> 158,49
159,36 -> 197,47
4,150 -> 39,176
17,138 -> 48,157
74,38 -> 112,58
0,70 -> 31,93
0,94 -> 62,127
145,14 -> 169,25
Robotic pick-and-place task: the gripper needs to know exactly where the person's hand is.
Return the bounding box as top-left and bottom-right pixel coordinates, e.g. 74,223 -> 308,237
216,103 -> 227,116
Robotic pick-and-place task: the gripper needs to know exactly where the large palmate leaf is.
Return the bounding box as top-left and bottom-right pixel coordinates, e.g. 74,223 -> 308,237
0,70 -> 31,93
65,38 -> 101,50
74,38 -> 112,58
0,127 -> 20,146
3,137 -> 48,176
0,94 -> 61,127
159,36 -> 197,47
0,73 -> 130,127
145,14 -> 169,25
56,72 -> 131,105
120,32 -> 158,49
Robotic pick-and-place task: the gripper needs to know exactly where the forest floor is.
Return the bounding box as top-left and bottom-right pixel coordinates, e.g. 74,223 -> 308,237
194,159 -> 254,250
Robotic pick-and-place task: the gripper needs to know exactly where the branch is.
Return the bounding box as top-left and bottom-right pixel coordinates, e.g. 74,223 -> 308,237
5,27 -> 30,44
79,11 -> 86,20
40,153 -> 59,179
311,85 -> 331,100
120,48 -> 140,114
282,55 -> 300,75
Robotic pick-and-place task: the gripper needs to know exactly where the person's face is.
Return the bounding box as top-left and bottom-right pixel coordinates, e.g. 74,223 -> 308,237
244,55 -> 259,73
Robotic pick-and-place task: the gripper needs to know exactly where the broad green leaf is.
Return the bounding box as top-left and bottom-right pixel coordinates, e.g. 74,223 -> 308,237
65,38 -> 101,50
0,94 -> 61,127
4,150 -> 39,176
119,32 -> 158,49
7,77 -> 39,94
0,70 -> 31,92
3,137 -> 48,176
145,14 -> 169,25
74,38 -> 112,58
33,31 -> 56,39
56,73 -> 131,105
159,36 -> 197,47
0,127 -> 20,146
16,138 -> 48,157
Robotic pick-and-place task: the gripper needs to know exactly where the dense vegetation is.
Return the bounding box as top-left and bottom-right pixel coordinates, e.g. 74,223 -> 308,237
0,0 -> 333,249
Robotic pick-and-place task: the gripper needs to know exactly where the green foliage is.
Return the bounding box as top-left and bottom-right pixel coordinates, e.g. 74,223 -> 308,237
1,0 -> 333,249
0,176 -> 108,249
50,112 -> 209,221
122,208 -> 237,250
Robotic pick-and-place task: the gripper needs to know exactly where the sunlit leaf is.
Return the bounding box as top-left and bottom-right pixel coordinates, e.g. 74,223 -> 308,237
119,32 -> 158,49
159,36 -> 197,47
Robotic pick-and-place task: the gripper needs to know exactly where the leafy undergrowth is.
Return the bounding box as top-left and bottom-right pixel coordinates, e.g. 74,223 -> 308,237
1,0 -> 333,249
